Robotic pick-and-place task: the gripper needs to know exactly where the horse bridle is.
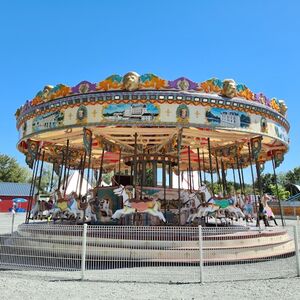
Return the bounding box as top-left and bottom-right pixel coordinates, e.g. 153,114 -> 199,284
181,192 -> 203,210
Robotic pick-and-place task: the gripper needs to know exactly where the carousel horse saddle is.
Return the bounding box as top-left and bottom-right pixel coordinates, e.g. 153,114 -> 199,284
213,199 -> 233,209
130,201 -> 155,211
57,201 -> 68,211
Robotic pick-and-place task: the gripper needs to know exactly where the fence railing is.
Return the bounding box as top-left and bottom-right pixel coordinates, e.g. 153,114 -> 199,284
0,222 -> 300,283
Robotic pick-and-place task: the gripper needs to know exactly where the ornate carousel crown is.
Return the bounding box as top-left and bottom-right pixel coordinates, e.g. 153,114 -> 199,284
15,72 -> 288,118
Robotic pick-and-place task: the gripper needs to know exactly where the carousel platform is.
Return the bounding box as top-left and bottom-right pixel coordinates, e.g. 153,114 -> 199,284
10,223 -> 295,265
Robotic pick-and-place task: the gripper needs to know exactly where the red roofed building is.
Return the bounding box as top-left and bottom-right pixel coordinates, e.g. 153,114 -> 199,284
0,182 -> 36,212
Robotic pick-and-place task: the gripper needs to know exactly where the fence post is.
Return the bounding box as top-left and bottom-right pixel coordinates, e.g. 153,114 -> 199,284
198,225 -> 204,283
81,223 -> 88,280
294,225 -> 300,277
11,211 -> 15,235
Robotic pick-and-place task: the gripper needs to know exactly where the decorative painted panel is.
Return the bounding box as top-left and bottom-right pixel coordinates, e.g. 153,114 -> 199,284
32,111 -> 64,133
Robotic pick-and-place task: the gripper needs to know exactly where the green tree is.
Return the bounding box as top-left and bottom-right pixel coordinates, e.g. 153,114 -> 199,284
34,164 -> 58,193
284,167 -> 300,186
255,173 -> 275,194
269,184 -> 290,200
276,172 -> 287,186
204,180 -> 224,195
0,154 -> 30,182
243,184 -> 254,195
274,167 -> 300,196
145,168 -> 154,186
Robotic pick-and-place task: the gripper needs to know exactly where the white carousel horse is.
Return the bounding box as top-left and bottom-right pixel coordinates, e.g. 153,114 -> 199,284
225,205 -> 245,220
83,191 -> 99,223
209,194 -> 246,221
208,197 -> 245,221
30,194 -> 49,220
48,190 -> 96,223
87,193 -> 112,222
181,185 -> 245,224
65,197 -> 81,220
30,197 -> 51,220
184,186 -> 218,214
111,185 -> 166,222
261,194 -> 277,226
179,189 -> 220,224
62,191 -> 97,223
185,197 -> 224,223
102,199 -> 112,217
180,185 -> 212,206
194,185 -> 225,219
243,199 -> 254,222
30,201 -> 40,219
198,184 -> 213,203
50,198 -> 66,220
48,190 -> 65,220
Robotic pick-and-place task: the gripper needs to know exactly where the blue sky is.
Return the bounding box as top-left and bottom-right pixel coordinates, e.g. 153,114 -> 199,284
0,0 -> 299,182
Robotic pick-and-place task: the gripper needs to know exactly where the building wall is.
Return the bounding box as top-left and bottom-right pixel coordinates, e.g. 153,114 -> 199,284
0,195 -> 31,212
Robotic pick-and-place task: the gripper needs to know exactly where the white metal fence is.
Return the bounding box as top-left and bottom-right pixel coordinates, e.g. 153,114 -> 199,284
0,222 -> 300,283
84,225 -> 201,283
0,224 -> 83,271
202,226 -> 298,282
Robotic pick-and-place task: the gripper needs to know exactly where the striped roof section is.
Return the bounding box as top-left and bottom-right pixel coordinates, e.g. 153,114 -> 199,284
0,182 -> 35,196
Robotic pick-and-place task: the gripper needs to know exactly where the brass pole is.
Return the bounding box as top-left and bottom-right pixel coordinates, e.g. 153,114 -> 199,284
62,139 -> 70,195
232,164 -> 237,197
247,142 -> 258,214
163,159 -> 167,215
177,128 -> 183,225
118,148 -> 122,185
26,158 -> 38,223
188,146 -> 192,192
235,147 -> 243,196
202,151 -> 206,183
79,151 -> 87,199
133,133 -> 138,199
272,154 -> 285,226
49,162 -> 55,193
97,148 -> 105,186
221,160 -> 227,195
37,151 -> 45,195
207,138 -> 214,195
86,137 -> 92,194
197,148 -> 202,186
76,156 -> 83,194
215,155 -> 222,195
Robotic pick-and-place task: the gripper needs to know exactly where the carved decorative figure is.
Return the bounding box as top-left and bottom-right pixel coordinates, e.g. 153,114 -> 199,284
221,79 -> 237,98
278,100 -> 287,116
41,85 -> 54,101
123,71 -> 140,91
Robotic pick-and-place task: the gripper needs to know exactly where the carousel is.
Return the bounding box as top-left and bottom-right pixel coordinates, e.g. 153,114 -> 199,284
13,71 -> 294,263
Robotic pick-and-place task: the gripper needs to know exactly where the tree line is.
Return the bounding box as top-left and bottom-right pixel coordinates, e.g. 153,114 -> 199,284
202,167 -> 300,200
0,154 -> 55,193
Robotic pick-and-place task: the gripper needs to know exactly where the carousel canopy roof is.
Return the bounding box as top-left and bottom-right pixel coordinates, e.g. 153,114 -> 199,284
15,72 -> 289,172
15,72 -> 287,119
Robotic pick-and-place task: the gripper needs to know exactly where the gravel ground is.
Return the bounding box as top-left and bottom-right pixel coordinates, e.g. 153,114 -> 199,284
0,213 -> 300,300
0,270 -> 299,300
